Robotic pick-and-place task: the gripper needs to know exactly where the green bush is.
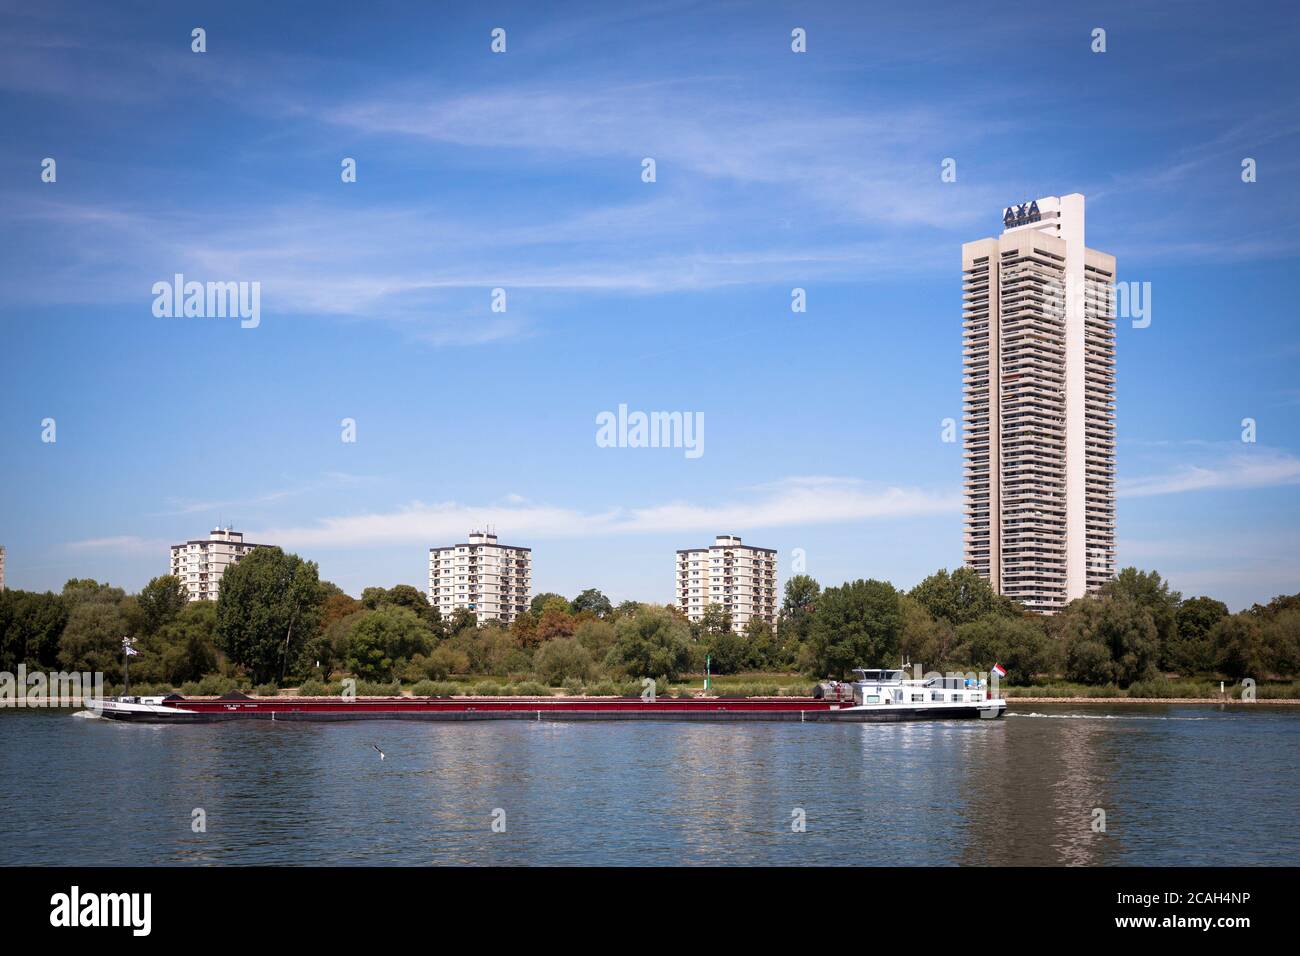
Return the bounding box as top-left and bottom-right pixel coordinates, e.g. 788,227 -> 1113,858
1258,681 -> 1300,699
411,680 -> 459,697
298,679 -> 328,696
254,682 -> 280,697
355,680 -> 401,697
195,675 -> 240,696
1002,683 -> 1121,698
1125,679 -> 1220,698
711,682 -> 779,698
511,680 -> 551,697
107,682 -> 174,697
472,681 -> 502,696
584,679 -> 621,697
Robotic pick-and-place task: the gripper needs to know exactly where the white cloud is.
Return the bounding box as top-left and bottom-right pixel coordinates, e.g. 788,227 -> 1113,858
249,476 -> 959,550
148,472 -> 377,517
324,80 -> 1007,231
1120,447 -> 1300,498
66,535 -> 169,556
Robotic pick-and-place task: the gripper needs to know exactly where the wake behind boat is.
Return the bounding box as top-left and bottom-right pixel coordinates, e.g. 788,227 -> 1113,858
86,669 -> 1006,723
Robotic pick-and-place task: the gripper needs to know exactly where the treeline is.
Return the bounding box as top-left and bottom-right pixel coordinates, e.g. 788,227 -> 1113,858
1,547 -> 1297,692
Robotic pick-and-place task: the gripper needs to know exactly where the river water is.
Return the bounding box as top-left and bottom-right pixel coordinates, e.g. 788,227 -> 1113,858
1,703 -> 1296,866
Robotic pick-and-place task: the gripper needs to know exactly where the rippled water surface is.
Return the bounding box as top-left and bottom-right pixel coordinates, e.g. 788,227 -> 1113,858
2,703 -> 1296,865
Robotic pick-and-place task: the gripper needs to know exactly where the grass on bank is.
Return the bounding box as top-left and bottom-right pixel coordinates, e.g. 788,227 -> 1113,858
1002,679 -> 1300,699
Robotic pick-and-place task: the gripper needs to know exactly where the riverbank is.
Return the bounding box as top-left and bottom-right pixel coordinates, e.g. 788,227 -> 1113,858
1006,697 -> 1300,705
23,672 -> 1300,705
22,693 -> 1300,707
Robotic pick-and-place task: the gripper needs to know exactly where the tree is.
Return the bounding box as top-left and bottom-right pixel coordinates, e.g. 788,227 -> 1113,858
535,637 -> 595,686
509,612 -> 538,647
57,601 -> 127,679
150,601 -> 218,684
571,588 -> 613,618
215,547 -> 322,684
908,568 -> 1015,626
417,644 -> 470,681
320,592 -> 363,630
61,578 -> 126,611
1178,596 -> 1229,642
1213,614 -> 1267,680
317,580 -> 346,601
898,594 -> 956,671
137,575 -> 187,635
605,605 -> 692,681
1258,606 -> 1300,677
298,606 -> 365,679
611,600 -> 644,620
573,618 -> 616,659
0,589 -> 68,670
954,613 -> 1055,684
454,625 -> 525,675
345,606 -> 431,680
1171,596 -> 1229,675
779,575 -> 821,643
807,579 -> 901,678
1057,594 -> 1159,686
703,627 -> 747,675
536,606 -> 576,644
359,584 -> 443,639
698,603 -> 733,638
742,618 -> 789,670
447,607 -> 478,637
529,593 -> 568,617
1103,568 -> 1180,668
363,583 -> 429,615
1065,638 -> 1114,685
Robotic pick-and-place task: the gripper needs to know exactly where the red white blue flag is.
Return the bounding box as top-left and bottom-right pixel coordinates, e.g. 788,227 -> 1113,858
991,663 -> 1007,678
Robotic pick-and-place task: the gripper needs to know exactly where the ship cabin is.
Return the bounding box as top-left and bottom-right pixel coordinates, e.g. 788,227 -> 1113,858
849,669 -> 987,706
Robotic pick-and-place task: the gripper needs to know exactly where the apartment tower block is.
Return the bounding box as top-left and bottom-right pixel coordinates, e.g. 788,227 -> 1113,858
961,194 -> 1116,613
676,534 -> 778,633
428,530 -> 532,625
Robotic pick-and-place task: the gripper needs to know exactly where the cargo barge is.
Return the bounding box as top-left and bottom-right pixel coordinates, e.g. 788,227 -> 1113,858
85,669 -> 1005,723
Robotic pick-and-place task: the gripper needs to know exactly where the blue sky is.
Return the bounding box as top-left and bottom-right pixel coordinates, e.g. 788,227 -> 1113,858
2,0 -> 1299,611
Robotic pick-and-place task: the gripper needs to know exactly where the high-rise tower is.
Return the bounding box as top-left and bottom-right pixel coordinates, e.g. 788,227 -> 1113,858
961,194 -> 1116,613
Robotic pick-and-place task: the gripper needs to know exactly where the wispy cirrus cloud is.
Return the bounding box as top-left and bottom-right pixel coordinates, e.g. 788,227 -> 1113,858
1120,446 -> 1300,498
2,189 -> 943,344
66,535 -> 169,556
325,81 -> 995,224
148,472 -> 378,518
246,476 -> 959,550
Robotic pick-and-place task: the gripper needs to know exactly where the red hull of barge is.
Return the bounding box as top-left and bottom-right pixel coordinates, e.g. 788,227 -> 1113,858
184,697 -> 832,712
179,696 -> 836,717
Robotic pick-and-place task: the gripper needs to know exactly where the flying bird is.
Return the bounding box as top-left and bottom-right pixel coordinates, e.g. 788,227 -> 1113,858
373,743 -> 386,760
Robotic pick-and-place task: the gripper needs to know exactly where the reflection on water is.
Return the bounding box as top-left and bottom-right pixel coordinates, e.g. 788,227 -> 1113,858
1,704 -> 1296,866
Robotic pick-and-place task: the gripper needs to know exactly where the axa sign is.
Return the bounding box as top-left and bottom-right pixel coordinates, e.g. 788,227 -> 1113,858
1003,201 -> 1041,228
